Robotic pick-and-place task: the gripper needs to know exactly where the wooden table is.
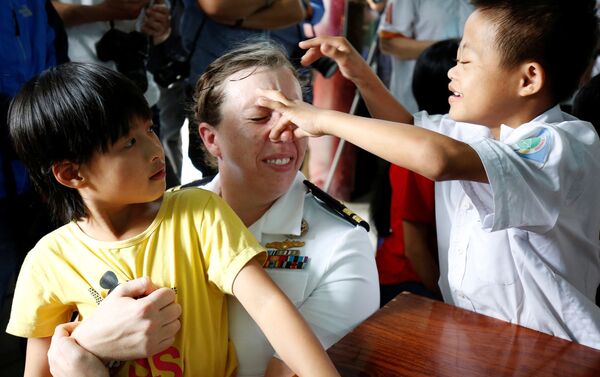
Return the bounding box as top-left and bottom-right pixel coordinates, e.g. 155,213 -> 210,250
327,292 -> 600,376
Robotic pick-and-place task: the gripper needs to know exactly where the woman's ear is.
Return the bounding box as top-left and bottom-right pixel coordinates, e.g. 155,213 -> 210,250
52,161 -> 85,189
518,61 -> 545,97
198,122 -> 222,159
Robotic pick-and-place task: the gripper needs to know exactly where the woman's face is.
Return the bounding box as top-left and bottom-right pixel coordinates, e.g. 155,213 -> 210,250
210,66 -> 307,200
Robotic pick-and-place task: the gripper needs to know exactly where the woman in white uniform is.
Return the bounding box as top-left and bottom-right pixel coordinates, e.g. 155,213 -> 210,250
47,41 -> 379,377
190,41 -> 379,376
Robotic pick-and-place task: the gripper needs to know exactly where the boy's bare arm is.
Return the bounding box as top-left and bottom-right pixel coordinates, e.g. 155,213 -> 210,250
51,0 -> 149,27
259,90 -> 487,182
298,36 -> 412,123
233,257 -> 340,377
24,337 -> 52,377
197,0 -> 304,28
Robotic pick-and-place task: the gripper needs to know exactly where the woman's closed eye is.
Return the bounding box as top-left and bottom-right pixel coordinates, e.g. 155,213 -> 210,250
247,112 -> 272,123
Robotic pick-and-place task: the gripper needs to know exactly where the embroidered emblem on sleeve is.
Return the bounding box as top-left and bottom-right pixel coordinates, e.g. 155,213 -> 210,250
511,128 -> 552,164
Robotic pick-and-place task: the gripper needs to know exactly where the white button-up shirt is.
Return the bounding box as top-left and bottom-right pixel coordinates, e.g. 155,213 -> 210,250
203,172 -> 379,376
416,107 -> 600,349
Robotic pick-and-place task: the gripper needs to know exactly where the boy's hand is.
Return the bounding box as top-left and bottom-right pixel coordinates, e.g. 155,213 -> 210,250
100,0 -> 150,20
141,0 -> 171,45
257,89 -> 327,141
72,277 -> 182,361
298,36 -> 372,85
49,322 -> 109,377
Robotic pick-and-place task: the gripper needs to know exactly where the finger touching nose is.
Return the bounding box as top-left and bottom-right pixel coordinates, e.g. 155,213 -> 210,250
257,88 -> 291,107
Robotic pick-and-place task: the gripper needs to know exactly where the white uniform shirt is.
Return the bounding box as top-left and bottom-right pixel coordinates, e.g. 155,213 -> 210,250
415,107 -> 600,349
203,172 -> 379,376
379,0 -> 473,113
57,0 -> 159,105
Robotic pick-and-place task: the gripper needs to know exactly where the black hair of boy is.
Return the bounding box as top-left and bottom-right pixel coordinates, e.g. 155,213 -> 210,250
573,74 -> 600,134
8,62 -> 152,223
412,38 -> 459,115
471,0 -> 599,103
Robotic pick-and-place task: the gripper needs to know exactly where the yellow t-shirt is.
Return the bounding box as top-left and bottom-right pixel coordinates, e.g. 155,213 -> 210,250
7,188 -> 265,377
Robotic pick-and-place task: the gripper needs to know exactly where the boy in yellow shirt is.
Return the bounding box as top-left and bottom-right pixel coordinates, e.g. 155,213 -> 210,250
6,62 -> 338,376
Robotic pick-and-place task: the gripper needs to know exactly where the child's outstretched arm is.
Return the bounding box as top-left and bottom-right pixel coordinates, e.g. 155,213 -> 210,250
259,89 -> 487,183
298,36 -> 412,124
233,257 -> 340,377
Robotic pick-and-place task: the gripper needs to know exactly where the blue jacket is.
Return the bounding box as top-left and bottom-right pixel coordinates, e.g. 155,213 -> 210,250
0,0 -> 67,199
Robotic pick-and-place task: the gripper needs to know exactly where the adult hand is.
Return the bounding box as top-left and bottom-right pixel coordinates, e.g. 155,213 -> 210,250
100,0 -> 149,20
257,89 -> 329,141
49,322 -> 109,377
72,276 -> 182,361
298,36 -> 372,85
141,0 -> 171,45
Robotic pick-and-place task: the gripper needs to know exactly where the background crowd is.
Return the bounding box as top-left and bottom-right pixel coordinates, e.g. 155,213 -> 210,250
2,0 -> 600,375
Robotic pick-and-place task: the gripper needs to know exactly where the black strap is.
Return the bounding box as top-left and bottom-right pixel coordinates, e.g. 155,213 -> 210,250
304,180 -> 370,232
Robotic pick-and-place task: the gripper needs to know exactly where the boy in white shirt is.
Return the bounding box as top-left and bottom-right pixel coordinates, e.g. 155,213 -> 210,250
260,0 -> 600,349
